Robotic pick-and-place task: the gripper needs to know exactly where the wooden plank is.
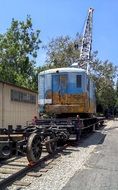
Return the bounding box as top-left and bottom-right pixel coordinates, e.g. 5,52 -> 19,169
1,165 -> 24,170
45,166 -> 53,169
13,180 -> 31,186
27,172 -> 42,177
39,168 -> 48,172
33,168 -> 48,173
0,134 -> 24,141
13,159 -> 28,164
0,168 -> 17,174
45,159 -> 53,164
1,156 -> 18,163
50,162 -> 57,165
5,162 -> 27,167
0,134 -> 23,138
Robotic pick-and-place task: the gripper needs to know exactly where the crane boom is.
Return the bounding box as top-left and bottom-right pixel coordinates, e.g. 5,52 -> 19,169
80,8 -> 94,60
76,8 -> 94,73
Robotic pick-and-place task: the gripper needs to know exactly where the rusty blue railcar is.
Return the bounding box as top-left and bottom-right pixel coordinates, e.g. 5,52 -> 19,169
38,67 -> 96,117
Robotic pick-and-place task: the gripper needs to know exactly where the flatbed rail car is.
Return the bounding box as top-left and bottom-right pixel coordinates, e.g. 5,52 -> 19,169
34,116 -> 104,141
0,116 -> 104,164
0,124 -> 58,163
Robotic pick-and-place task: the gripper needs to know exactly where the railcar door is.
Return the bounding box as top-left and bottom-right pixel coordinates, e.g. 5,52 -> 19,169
52,74 -> 68,104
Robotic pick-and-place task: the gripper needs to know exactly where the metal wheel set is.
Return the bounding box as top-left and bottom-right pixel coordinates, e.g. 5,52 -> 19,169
0,117 -> 104,164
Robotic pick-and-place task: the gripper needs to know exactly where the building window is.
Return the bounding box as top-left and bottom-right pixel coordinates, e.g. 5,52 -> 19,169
11,90 -> 20,101
76,75 -> 82,88
11,89 -> 36,104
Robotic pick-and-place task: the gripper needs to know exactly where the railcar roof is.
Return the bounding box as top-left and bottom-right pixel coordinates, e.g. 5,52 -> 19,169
39,67 -> 86,75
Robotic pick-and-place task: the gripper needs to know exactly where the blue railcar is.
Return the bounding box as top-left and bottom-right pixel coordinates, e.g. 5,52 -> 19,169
38,67 -> 96,117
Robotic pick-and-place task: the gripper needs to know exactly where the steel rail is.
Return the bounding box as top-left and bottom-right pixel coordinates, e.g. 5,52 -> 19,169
0,144 -> 68,189
0,118 -> 104,189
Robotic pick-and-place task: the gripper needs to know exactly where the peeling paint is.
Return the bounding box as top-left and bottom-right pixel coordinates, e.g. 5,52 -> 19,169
45,92 -> 95,114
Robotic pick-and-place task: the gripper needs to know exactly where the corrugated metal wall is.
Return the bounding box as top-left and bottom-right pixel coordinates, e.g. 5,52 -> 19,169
0,83 -> 3,128
0,82 -> 38,129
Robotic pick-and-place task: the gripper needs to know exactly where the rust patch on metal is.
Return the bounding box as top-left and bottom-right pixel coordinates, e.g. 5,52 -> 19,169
46,105 -> 85,114
45,92 -> 95,114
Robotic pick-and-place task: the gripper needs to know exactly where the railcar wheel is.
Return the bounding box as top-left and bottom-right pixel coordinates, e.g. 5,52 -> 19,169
45,135 -> 57,154
26,133 -> 42,163
1,145 -> 12,158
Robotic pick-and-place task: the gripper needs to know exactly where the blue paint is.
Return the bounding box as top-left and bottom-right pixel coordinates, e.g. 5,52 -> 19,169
38,69 -> 96,108
52,75 -> 60,92
52,73 -> 84,94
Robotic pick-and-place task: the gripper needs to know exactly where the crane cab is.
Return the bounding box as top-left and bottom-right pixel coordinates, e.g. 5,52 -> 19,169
38,67 -> 96,117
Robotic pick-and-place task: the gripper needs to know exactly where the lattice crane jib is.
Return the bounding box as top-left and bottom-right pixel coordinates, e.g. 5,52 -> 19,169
79,8 -> 94,73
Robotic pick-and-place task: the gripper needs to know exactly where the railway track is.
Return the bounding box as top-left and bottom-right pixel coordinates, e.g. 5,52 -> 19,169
0,144 -> 68,190
0,119 -> 105,190
0,134 -> 92,190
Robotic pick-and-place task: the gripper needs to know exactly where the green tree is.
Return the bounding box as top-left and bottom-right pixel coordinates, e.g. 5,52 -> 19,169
43,34 -> 81,68
115,78 -> 118,107
90,59 -> 117,111
0,15 -> 41,90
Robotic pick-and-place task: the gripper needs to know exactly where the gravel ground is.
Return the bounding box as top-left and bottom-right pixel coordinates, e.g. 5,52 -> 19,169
7,120 -> 112,190
62,119 -> 118,190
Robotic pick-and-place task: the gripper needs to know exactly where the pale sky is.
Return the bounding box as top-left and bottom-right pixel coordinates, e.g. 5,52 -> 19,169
0,0 -> 118,67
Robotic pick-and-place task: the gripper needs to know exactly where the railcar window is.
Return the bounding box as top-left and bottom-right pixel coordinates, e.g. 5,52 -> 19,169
60,75 -> 67,88
11,89 -> 36,104
76,75 -> 82,88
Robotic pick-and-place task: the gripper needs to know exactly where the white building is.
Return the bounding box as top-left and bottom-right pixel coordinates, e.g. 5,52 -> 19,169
0,81 -> 38,129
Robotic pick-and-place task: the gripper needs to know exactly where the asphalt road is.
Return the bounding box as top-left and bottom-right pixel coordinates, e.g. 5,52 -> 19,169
62,119 -> 118,190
